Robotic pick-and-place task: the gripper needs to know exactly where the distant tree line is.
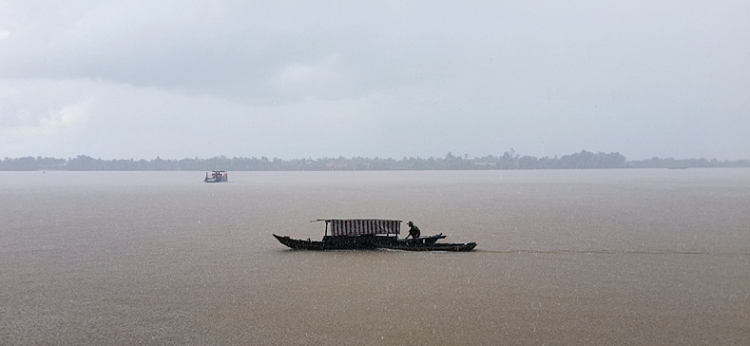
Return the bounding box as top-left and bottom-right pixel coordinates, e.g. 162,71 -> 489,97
1,150 -> 748,171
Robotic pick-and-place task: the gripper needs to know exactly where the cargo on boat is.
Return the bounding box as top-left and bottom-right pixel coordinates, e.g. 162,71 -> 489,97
204,170 -> 228,183
273,219 -> 476,252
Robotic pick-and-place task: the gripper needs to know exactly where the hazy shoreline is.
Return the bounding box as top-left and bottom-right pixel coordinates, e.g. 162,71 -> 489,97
2,150 -> 749,171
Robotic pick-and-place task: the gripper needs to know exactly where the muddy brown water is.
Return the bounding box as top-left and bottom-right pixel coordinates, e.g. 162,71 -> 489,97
1,169 -> 748,345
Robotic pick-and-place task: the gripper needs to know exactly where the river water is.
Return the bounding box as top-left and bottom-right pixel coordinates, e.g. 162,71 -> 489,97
1,169 -> 748,345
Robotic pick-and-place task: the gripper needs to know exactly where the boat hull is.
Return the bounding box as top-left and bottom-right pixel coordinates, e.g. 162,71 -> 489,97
273,234 -> 391,250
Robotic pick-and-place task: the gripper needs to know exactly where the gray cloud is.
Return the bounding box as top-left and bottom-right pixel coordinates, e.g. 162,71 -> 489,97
1,0 -> 749,160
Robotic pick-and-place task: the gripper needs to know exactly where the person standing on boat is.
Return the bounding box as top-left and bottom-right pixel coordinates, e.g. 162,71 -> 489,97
406,221 -> 421,239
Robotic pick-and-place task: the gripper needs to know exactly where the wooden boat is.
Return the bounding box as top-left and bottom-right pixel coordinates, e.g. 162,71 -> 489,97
273,234 -> 332,250
398,233 -> 446,245
273,219 -> 476,252
204,170 -> 228,182
384,241 -> 477,252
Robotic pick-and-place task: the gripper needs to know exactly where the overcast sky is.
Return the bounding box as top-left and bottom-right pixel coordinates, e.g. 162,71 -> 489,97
1,1 -> 748,160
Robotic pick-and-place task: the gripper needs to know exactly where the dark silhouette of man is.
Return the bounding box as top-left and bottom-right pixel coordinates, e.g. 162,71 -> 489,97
406,221 -> 421,239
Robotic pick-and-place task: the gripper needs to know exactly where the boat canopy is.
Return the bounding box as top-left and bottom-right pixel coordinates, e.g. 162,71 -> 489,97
318,219 -> 401,236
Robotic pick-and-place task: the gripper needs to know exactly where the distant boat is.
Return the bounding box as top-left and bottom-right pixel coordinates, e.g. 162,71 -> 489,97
204,170 -> 228,182
273,219 -> 477,252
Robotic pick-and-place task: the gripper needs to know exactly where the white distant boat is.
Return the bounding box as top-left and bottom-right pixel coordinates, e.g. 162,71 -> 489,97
204,170 -> 228,182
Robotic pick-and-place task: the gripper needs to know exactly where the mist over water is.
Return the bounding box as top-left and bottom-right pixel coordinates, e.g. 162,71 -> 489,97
1,169 -> 748,345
